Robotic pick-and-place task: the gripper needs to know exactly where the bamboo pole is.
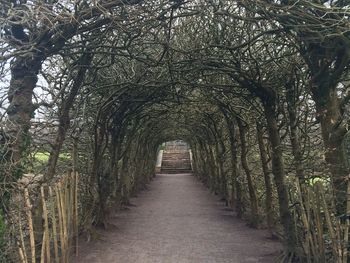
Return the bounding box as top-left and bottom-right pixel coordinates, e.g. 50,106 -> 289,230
305,187 -> 317,258
74,172 -> 79,257
24,188 -> 36,263
67,176 -> 71,262
342,175 -> 350,263
68,173 -> 73,255
40,231 -> 46,263
336,219 -> 343,262
55,184 -> 65,263
72,138 -> 78,256
320,184 -> 341,261
49,186 -> 59,263
69,173 -> 74,249
64,173 -> 71,258
59,181 -> 68,263
295,180 -> 312,262
314,183 -> 325,262
18,242 -> 27,263
330,190 -> 344,261
41,186 -> 51,263
18,211 -> 28,263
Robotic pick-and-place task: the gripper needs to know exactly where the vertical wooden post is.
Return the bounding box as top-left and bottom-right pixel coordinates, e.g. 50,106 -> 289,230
55,184 -> 65,263
17,212 -> 28,263
24,188 -> 36,263
314,184 -> 325,261
18,243 -> 27,263
41,186 -> 51,263
295,180 -> 312,262
60,180 -> 68,263
319,184 -> 338,260
65,174 -> 71,259
74,172 -> 79,256
342,175 -> 350,263
49,186 -> 59,263
40,231 -> 46,263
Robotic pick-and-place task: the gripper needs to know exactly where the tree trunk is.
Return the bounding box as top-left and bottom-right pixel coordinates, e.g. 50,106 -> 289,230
311,82 -> 348,214
211,120 -> 228,201
286,82 -> 305,180
237,117 -> 259,227
6,57 -> 42,172
197,141 -> 208,183
109,127 -> 121,203
207,144 -> 218,193
213,138 -> 226,198
222,112 -> 244,217
263,100 -> 298,252
256,122 -> 274,233
300,41 -> 349,214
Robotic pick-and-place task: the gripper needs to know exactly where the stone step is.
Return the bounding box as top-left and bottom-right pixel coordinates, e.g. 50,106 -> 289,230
160,150 -> 192,174
160,169 -> 193,174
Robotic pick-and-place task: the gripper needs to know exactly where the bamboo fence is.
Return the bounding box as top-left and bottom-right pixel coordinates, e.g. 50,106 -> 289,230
293,177 -> 350,263
16,172 -> 79,263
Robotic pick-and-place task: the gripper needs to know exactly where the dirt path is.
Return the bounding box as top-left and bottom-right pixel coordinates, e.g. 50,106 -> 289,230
75,174 -> 281,263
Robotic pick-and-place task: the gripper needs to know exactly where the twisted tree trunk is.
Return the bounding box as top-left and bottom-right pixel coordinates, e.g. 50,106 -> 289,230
256,122 -> 274,233
237,117 -> 259,227
222,111 -> 244,218
7,57 -> 42,170
263,99 -> 297,252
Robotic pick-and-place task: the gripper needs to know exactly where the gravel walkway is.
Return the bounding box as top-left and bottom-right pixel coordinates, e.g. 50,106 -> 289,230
75,173 -> 281,263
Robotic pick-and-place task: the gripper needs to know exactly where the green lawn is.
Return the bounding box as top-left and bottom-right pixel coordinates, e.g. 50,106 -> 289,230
34,152 -> 71,162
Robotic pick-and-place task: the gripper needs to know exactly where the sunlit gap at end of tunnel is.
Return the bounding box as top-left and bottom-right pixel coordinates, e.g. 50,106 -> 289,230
156,140 -> 192,174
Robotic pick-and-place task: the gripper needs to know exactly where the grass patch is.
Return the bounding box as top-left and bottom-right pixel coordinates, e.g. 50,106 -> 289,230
35,152 -> 50,162
34,152 -> 71,162
59,153 -> 71,160
30,152 -> 72,173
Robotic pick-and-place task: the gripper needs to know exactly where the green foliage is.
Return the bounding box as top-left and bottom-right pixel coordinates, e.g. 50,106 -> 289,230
34,152 -> 71,162
29,152 -> 72,173
34,152 -> 50,162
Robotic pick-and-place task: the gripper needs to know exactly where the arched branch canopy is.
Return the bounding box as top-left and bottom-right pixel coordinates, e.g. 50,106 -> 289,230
1,1 -> 350,260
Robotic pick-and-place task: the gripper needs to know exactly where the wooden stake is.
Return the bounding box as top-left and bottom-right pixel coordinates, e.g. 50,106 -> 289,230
65,173 -> 71,259
314,183 -> 325,261
40,231 -> 46,263
295,180 -> 312,262
18,242 -> 27,263
41,186 -> 51,263
49,186 -> 59,263
59,181 -> 68,263
75,172 -> 79,257
55,184 -> 65,263
304,187 -> 316,258
329,190 -> 343,261
18,211 -> 28,263
342,175 -> 350,263
24,188 -> 36,263
320,184 -> 341,261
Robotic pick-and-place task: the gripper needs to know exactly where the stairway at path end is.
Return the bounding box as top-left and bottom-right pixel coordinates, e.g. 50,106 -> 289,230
161,150 -> 192,174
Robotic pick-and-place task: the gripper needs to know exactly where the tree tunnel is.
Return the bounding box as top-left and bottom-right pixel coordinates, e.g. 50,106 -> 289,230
0,1 -> 350,262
